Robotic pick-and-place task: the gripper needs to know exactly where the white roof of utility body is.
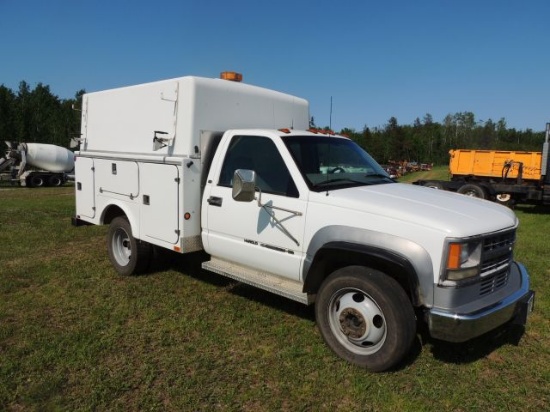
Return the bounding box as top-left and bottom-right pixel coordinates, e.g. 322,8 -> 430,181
80,76 -> 310,157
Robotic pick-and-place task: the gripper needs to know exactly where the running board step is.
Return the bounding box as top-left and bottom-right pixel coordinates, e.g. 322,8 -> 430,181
202,257 -> 312,305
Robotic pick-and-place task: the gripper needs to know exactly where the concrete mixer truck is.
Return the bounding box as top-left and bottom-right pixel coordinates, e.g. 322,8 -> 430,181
0,141 -> 74,187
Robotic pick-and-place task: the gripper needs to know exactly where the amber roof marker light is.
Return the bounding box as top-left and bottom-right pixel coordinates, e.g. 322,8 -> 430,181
220,72 -> 243,82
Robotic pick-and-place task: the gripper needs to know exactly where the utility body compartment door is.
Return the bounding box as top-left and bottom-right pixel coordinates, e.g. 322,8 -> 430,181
95,159 -> 139,199
140,162 -> 180,244
75,157 -> 96,219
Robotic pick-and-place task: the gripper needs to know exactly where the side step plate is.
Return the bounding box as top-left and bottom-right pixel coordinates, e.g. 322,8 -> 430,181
202,257 -> 312,305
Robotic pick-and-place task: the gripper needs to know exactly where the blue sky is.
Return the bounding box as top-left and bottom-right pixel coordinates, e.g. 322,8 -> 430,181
1,0 -> 549,132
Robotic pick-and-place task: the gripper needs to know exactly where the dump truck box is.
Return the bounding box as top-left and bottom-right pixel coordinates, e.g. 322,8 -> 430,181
449,149 -> 542,181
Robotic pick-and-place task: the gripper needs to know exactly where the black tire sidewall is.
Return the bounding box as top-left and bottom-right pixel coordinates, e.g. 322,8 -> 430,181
48,175 -> 62,186
29,175 -> 44,188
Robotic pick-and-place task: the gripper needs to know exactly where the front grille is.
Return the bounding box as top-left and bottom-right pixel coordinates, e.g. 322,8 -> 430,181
483,230 -> 516,254
480,271 -> 509,296
478,229 -> 515,295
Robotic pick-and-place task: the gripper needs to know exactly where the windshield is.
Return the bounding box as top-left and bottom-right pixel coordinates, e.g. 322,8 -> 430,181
282,135 -> 394,191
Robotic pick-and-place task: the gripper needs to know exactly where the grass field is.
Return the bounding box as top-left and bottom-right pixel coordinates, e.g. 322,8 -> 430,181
398,165 -> 450,183
0,184 -> 548,411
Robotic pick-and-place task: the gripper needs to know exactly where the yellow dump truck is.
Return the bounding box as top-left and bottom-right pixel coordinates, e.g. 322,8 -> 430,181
414,123 -> 550,207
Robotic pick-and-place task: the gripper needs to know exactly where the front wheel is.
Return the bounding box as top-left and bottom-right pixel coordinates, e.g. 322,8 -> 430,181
315,266 -> 416,372
107,216 -> 152,275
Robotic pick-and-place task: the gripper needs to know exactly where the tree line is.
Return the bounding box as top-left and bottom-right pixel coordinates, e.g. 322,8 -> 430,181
333,113 -> 546,166
0,81 -> 546,165
0,81 -> 83,149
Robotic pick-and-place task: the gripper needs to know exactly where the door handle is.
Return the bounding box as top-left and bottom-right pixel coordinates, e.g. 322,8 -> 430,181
207,196 -> 223,207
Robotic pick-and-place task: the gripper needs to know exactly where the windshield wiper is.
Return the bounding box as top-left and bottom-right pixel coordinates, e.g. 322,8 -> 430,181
312,178 -> 366,189
365,173 -> 395,181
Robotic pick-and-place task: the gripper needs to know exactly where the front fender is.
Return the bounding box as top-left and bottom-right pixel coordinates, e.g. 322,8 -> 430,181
303,225 -> 434,307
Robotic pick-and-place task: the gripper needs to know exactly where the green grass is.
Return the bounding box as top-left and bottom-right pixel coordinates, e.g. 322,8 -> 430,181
398,165 -> 450,183
1,186 -> 548,411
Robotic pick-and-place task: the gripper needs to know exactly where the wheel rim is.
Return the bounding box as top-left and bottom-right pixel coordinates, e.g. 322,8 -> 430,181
112,227 -> 132,266
327,288 -> 387,355
496,193 -> 511,202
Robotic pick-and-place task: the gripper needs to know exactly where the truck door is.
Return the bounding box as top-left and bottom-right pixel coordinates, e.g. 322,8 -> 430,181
203,134 -> 306,281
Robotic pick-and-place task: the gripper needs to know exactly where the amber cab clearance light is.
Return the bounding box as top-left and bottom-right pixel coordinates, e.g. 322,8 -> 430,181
308,128 -> 335,135
278,128 -> 292,134
220,71 -> 243,82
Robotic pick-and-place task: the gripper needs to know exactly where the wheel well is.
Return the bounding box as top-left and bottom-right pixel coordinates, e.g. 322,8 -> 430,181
102,205 -> 126,225
304,247 -> 420,306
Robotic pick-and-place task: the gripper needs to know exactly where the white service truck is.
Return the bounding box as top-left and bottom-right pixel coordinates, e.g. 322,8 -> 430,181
72,74 -> 534,372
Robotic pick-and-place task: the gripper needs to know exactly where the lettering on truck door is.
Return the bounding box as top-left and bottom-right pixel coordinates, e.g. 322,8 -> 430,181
204,135 -> 306,280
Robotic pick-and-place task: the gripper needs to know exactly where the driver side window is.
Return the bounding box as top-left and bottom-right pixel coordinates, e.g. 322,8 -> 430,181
219,135 -> 299,198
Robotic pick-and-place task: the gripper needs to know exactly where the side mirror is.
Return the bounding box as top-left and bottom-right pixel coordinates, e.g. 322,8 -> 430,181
232,169 -> 256,202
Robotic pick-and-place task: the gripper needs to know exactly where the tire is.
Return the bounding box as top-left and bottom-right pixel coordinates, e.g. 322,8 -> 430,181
107,216 -> 152,275
28,175 -> 45,188
315,266 -> 416,372
457,183 -> 486,199
48,175 -> 63,187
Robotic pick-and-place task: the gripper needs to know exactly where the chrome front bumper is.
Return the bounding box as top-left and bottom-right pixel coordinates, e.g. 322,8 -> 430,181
428,262 -> 535,342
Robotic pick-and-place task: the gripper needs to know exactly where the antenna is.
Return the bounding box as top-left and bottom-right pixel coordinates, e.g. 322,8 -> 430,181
329,96 -> 333,130
326,96 -> 333,197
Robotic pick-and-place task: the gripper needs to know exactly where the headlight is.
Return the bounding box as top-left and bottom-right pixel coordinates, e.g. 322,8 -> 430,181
443,241 -> 482,282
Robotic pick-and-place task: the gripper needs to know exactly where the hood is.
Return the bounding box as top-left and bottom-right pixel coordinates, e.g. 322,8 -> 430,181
315,183 -> 517,237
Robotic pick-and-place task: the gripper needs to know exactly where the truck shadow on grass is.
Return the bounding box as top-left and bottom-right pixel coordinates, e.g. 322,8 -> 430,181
420,322 -> 527,365
149,248 -> 314,320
